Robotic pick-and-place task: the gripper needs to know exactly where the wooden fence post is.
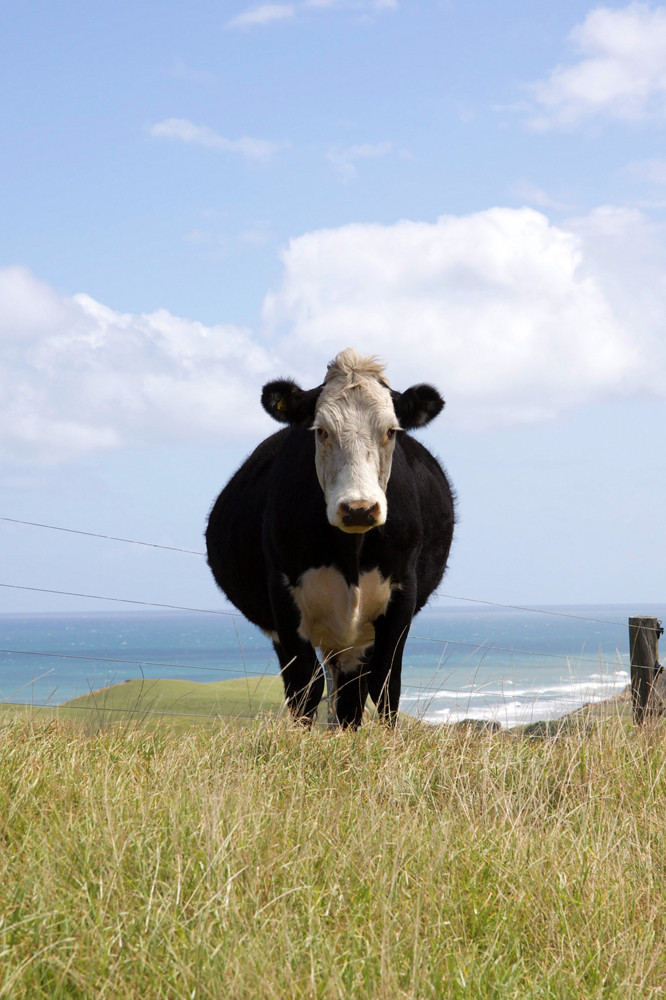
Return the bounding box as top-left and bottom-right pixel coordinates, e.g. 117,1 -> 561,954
629,617 -> 664,724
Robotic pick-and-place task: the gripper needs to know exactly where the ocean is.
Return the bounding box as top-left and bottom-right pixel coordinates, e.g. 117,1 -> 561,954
1,603 -> 664,727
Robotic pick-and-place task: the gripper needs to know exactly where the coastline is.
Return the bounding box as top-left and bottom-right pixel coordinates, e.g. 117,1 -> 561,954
1,679 -> 642,737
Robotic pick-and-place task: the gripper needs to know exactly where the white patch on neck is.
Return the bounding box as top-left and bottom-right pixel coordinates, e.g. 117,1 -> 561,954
289,566 -> 394,658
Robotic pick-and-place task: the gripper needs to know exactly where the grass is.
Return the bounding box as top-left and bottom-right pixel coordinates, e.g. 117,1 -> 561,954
1,675 -> 312,732
2,705 -> 666,998
59,674 -> 290,728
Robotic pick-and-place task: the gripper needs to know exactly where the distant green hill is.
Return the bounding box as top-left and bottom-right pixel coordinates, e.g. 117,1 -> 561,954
62,674 -> 333,728
1,675 -> 315,730
60,675 -> 293,727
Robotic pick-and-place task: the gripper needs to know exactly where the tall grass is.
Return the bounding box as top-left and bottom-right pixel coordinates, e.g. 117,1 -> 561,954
1,712 -> 665,998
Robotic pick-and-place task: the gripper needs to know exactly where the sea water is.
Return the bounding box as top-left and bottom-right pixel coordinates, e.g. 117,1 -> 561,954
1,603 -> 663,727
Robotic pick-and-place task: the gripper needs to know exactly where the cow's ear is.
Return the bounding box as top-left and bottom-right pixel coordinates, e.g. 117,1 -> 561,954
392,384 -> 444,429
261,379 -> 322,424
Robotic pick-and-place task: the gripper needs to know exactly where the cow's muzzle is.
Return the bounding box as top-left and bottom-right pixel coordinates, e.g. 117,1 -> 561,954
338,501 -> 381,532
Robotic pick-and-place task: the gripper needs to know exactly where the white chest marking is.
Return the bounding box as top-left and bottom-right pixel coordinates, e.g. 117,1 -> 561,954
289,566 -> 393,657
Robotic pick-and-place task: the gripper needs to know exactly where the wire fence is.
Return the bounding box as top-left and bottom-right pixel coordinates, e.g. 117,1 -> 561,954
1,513 -> 659,728
0,513 -> 648,628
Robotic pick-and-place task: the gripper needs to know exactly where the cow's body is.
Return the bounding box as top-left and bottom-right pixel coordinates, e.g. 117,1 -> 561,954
206,350 -> 455,727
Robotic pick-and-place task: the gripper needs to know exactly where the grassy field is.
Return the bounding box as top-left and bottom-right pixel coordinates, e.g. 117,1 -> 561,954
2,673 -> 346,733
1,699 -> 665,999
2,674 -> 330,731
57,675 -> 290,728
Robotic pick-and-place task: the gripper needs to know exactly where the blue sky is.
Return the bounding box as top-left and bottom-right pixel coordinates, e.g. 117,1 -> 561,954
1,0 -> 665,613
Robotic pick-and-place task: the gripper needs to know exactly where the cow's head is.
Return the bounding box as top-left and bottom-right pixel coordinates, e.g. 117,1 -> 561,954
261,348 -> 444,533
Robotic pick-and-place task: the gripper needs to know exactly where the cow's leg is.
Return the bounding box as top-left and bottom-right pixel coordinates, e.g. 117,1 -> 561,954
335,660 -> 370,730
367,592 -> 415,725
322,652 -> 368,729
367,648 -> 404,725
273,638 -> 324,723
269,578 -> 324,724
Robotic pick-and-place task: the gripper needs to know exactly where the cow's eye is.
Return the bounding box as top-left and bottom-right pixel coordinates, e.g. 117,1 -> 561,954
386,428 -> 397,441
316,427 -> 328,441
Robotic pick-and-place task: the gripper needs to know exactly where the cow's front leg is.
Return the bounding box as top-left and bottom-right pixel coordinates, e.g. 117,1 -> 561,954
335,659 -> 370,730
273,638 -> 324,723
367,590 -> 415,725
322,652 -> 369,730
270,576 -> 324,724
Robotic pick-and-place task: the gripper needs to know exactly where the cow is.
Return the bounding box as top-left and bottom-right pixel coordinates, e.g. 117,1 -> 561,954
206,348 -> 455,728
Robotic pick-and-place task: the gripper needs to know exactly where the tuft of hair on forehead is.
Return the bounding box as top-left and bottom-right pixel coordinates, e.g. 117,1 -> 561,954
324,348 -> 391,392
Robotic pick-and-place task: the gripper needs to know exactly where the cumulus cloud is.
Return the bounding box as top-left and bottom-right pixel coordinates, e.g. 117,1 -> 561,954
263,208 -> 648,427
326,141 -> 393,181
0,266 -> 71,339
149,119 -> 280,162
511,181 -> 574,212
621,156 -> 666,184
0,267 -> 276,466
305,0 -> 397,8
227,4 -> 296,27
4,205 -> 666,466
529,3 -> 666,129
564,205 -> 666,387
227,0 -> 396,27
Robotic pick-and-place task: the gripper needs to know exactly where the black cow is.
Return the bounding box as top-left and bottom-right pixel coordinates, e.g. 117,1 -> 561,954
206,348 -> 455,727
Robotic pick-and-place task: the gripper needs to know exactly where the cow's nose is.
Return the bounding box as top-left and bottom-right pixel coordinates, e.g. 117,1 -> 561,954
339,501 -> 381,528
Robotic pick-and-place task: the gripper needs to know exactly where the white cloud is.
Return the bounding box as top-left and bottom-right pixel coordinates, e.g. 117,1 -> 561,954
564,205 -> 666,389
263,208 -> 648,427
0,268 -> 276,466
5,205 -> 666,466
529,3 -> 666,129
239,221 -> 275,245
326,141 -> 393,181
306,0 -> 397,8
511,181 -> 574,212
228,0 -> 396,26
0,266 -> 71,340
621,156 -> 666,184
227,4 -> 296,27
170,59 -> 217,85
149,119 -> 280,162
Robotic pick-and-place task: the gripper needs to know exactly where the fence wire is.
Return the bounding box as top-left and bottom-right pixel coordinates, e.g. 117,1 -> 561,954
1,512 -> 655,725
2,512 -> 660,627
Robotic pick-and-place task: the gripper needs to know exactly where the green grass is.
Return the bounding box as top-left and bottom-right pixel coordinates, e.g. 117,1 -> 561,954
1,705 -> 665,998
62,674 -> 289,727
2,675 -> 304,731
2,673 -> 346,731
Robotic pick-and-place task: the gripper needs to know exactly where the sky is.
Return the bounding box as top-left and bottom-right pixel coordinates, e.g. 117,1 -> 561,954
1,0 -> 665,615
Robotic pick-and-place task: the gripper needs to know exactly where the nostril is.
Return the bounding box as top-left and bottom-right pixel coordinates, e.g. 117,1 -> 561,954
338,501 -> 380,528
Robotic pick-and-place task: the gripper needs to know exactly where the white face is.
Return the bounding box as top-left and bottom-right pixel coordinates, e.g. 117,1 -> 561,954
313,379 -> 400,533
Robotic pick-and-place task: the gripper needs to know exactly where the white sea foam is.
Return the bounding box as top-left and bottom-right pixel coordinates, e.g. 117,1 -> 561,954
402,668 -> 630,728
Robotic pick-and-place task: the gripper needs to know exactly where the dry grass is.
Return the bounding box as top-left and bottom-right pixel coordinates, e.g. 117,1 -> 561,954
1,710 -> 665,998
